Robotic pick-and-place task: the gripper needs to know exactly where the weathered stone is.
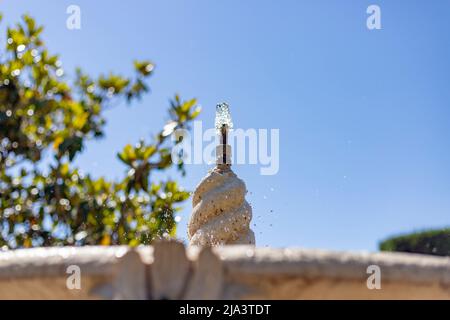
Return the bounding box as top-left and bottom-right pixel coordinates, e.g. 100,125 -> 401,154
1,244 -> 450,299
149,240 -> 190,300
184,247 -> 223,299
112,250 -> 147,300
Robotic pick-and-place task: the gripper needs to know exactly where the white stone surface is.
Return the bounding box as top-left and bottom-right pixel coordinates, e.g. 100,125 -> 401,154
1,244 -> 449,299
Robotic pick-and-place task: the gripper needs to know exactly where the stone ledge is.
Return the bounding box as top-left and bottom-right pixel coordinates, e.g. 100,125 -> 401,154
0,244 -> 449,299
212,246 -> 450,284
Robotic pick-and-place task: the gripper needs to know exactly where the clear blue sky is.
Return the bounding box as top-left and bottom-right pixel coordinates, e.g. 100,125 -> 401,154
2,0 -> 449,251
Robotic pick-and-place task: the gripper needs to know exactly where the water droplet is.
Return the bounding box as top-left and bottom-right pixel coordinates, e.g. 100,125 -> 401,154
145,64 -> 154,73
11,69 -> 20,77
17,44 -> 26,52
215,102 -> 233,132
56,68 -> 64,77
75,231 -> 87,241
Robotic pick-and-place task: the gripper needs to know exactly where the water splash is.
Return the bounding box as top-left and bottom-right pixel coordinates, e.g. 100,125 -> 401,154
215,102 -> 233,133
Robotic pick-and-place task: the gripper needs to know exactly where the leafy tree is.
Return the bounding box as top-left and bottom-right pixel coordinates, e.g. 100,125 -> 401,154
0,14 -> 200,248
380,228 -> 450,257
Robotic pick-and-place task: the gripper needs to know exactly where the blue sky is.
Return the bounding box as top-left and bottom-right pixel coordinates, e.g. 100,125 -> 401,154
2,0 -> 449,251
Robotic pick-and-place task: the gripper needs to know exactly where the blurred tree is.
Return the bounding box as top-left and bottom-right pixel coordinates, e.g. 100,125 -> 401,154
0,14 -> 201,248
380,228 -> 450,257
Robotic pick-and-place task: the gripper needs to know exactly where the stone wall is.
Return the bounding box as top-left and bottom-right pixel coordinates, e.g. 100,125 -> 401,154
1,242 -> 449,299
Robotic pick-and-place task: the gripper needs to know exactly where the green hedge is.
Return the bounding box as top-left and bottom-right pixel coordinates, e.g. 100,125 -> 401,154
379,228 -> 450,256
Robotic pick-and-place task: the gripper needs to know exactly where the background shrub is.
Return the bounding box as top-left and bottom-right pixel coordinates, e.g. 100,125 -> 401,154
379,228 -> 450,256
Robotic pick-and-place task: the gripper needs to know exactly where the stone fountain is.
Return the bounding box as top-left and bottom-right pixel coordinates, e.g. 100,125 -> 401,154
187,103 -> 255,246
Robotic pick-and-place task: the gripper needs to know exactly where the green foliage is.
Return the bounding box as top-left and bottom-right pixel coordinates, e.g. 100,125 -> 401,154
0,14 -> 201,248
379,228 -> 450,256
